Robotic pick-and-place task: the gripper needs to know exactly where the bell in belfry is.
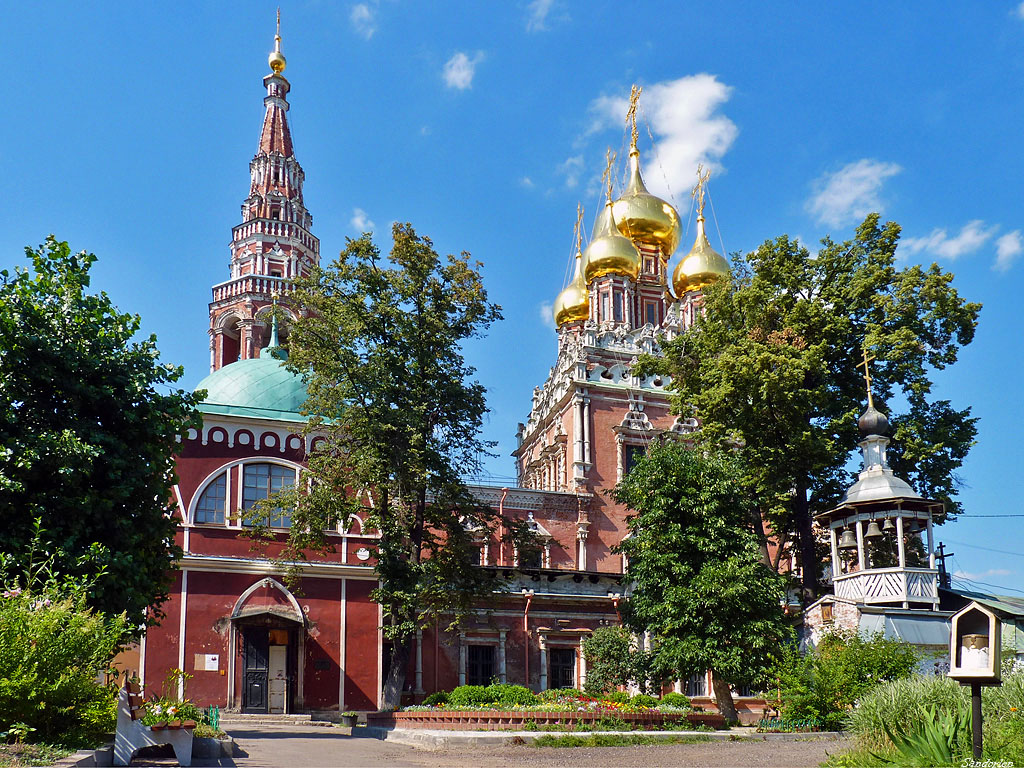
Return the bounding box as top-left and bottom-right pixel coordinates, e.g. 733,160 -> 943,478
838,528 -> 858,549
865,520 -> 883,539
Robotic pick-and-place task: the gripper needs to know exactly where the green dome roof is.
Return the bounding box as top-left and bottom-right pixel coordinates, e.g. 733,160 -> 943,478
195,349 -> 307,422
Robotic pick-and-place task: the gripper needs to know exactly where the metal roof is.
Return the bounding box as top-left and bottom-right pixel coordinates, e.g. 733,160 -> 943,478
195,353 -> 307,423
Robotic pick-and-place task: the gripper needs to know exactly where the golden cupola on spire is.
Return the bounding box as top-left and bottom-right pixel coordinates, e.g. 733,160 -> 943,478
583,151 -> 641,284
611,86 -> 681,257
672,165 -> 730,296
554,205 -> 590,327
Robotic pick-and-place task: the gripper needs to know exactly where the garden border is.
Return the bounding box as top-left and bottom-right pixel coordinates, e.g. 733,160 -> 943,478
367,709 -> 726,731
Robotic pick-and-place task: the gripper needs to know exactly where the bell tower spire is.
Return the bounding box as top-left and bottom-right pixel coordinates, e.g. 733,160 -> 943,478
208,12 -> 320,372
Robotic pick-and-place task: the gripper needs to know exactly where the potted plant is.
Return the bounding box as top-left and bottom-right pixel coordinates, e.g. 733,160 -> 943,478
340,711 -> 359,727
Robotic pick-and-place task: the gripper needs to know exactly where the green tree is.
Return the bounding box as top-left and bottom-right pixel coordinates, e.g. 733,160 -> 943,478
615,441 -> 792,723
637,215 -> 980,599
0,238 -> 202,626
581,625 -> 660,696
254,224 -> 528,709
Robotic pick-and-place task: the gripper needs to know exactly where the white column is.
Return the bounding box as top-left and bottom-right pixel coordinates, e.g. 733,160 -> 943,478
414,630 -> 424,694
539,636 -> 548,692
582,397 -> 592,465
926,516 -> 935,568
896,516 -> 906,569
616,436 -> 624,483
855,519 -> 866,571
498,630 -> 508,684
578,637 -> 587,689
458,632 -> 467,687
830,525 -> 841,578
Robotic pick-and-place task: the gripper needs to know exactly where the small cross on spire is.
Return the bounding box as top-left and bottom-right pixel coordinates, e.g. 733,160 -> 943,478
857,345 -> 876,409
626,84 -> 642,153
573,202 -> 584,256
602,148 -> 616,203
691,164 -> 711,219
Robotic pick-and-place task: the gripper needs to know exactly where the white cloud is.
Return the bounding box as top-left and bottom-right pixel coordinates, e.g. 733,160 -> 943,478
954,568 -> 1013,581
443,51 -> 484,90
806,159 -> 902,228
350,3 -> 376,40
526,0 -> 555,31
519,176 -> 535,189
558,155 -> 584,189
1016,1 -> 1024,19
994,230 -> 1023,272
539,301 -> 555,329
586,74 -> 738,202
350,207 -> 375,232
901,220 -> 995,260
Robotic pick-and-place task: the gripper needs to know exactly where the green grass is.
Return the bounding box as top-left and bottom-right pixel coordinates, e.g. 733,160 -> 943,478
532,733 -> 715,748
0,744 -> 73,767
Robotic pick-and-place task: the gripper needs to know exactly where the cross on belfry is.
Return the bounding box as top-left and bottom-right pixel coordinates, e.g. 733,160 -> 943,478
691,164 -> 711,219
857,345 -> 876,408
626,84 -> 642,151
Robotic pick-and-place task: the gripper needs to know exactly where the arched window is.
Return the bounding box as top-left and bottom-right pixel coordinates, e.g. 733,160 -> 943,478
242,463 -> 295,528
194,473 -> 226,524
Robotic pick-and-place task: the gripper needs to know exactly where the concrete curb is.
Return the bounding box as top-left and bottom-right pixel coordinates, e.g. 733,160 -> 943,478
357,726 -> 848,750
52,736 -> 235,766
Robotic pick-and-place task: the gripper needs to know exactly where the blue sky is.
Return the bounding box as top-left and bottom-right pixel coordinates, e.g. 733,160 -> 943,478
2,1 -> 1022,595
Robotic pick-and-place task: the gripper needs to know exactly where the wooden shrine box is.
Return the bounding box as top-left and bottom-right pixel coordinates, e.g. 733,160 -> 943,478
948,601 -> 1001,684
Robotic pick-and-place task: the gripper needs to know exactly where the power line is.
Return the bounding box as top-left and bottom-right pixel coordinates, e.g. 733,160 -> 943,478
956,514 -> 1024,518
941,538 -> 1024,559
950,575 -> 1024,597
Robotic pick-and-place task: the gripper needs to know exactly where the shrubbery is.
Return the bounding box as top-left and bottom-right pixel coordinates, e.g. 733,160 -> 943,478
446,684 -> 538,708
0,584 -> 128,746
773,629 -> 918,730
659,692 -> 690,709
630,694 -> 658,708
825,670 -> 1024,766
422,690 -> 449,707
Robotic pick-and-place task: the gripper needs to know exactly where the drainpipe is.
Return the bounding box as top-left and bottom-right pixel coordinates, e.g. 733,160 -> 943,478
498,487 -> 509,566
522,589 -> 534,689
610,594 -> 621,623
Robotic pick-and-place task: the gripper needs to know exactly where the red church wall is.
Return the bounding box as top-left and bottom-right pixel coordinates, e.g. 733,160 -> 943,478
297,577 -> 343,710
344,578 -> 379,711
143,571 -> 183,699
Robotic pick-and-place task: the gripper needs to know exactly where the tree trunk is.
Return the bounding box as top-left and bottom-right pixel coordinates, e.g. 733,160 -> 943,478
380,635 -> 413,711
711,674 -> 739,724
794,478 -> 818,604
750,504 -> 772,569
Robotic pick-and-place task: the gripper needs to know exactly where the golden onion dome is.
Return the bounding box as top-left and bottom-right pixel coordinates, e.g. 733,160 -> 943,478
553,253 -> 589,327
612,150 -> 682,256
583,202 -> 641,284
672,215 -> 730,296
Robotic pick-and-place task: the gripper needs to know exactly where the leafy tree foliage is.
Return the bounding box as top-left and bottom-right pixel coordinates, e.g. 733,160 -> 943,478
0,238 -> 202,625
581,625 -> 660,696
257,224 -> 528,709
773,629 -> 919,731
637,215 -> 980,598
615,441 -> 792,722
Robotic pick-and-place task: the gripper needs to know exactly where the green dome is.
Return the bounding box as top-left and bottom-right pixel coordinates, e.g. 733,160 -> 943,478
196,349 -> 307,422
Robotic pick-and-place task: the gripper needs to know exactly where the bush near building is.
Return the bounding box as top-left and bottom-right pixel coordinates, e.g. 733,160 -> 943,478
773,629 -> 918,731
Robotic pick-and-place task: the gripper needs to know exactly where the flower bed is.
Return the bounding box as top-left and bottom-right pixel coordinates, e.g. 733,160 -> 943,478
367,709 -> 726,731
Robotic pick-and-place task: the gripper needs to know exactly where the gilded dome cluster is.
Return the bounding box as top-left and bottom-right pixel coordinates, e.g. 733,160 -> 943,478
551,89 -> 731,329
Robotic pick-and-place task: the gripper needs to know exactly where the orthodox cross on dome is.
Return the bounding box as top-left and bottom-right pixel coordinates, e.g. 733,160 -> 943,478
626,84 -> 643,153
691,164 -> 711,219
857,345 -> 877,409
573,202 -> 584,255
602,148 -> 616,202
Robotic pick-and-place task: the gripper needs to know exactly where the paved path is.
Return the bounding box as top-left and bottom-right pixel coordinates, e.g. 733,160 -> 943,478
139,724 -> 848,768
